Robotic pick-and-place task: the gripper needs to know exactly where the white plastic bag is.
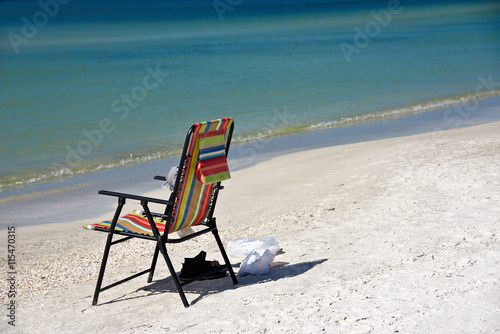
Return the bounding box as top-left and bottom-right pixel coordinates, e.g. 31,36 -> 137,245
227,237 -> 280,261
227,237 -> 280,276
239,249 -> 275,276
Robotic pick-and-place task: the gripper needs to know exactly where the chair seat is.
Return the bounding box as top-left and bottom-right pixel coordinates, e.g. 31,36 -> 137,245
84,209 -> 166,236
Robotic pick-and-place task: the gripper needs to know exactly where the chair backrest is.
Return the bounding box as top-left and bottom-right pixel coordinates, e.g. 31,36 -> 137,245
167,117 -> 234,234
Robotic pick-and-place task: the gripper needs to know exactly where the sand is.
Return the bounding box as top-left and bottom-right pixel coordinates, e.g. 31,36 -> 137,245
1,121 -> 499,333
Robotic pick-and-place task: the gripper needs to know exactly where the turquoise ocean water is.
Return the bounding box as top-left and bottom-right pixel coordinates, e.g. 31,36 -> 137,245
1,0 -> 500,190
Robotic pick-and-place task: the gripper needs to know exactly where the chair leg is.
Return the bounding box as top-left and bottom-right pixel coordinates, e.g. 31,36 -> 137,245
212,229 -> 238,285
92,198 -> 124,306
147,245 -> 160,283
158,242 -> 190,308
92,230 -> 115,306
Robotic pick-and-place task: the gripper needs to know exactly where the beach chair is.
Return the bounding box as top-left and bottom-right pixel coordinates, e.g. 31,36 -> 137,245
83,117 -> 238,307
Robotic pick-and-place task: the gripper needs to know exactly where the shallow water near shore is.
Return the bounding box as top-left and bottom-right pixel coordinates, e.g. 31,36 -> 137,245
1,94 -> 499,228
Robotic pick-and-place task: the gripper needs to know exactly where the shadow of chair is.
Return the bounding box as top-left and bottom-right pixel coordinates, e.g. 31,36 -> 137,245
101,258 -> 328,306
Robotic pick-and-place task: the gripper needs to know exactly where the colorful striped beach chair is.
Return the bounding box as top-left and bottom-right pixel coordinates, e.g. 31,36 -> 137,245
83,117 -> 237,307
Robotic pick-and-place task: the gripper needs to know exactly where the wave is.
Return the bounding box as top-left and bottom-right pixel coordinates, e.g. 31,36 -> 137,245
309,89 -> 500,130
229,89 -> 500,144
2,89 -> 500,191
0,150 -> 179,191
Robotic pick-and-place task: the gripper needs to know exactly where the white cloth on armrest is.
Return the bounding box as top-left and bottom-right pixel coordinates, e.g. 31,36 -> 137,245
161,166 -> 178,191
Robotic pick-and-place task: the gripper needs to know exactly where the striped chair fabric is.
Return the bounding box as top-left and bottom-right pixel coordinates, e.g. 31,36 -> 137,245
84,117 -> 233,236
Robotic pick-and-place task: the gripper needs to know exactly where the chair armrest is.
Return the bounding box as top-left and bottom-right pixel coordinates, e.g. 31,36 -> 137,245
98,190 -> 171,205
154,175 -> 167,181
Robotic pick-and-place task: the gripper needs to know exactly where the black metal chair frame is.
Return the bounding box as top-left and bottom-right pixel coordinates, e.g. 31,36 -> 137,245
91,122 -> 238,307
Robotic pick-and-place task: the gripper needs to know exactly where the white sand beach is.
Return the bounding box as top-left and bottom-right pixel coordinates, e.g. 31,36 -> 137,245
2,121 -> 499,333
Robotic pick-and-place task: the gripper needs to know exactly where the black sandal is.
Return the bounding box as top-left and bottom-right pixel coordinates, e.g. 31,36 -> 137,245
179,251 -> 227,281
